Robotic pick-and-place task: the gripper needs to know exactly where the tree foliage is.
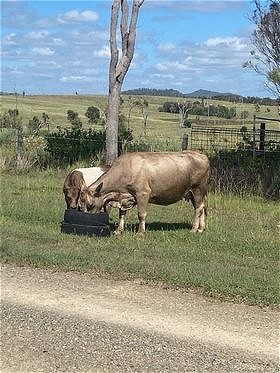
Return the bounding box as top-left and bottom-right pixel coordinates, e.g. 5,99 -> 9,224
159,101 -> 237,119
67,109 -> 82,130
244,0 -> 280,96
85,106 -> 100,125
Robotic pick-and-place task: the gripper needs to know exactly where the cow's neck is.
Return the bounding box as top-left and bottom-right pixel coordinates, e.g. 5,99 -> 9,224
91,172 -> 120,193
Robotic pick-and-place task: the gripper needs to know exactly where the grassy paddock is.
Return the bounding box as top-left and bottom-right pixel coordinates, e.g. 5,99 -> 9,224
1,170 -> 279,306
1,94 -> 279,136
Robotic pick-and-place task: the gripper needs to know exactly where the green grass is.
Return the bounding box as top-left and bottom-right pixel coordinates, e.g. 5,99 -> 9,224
1,171 -> 279,305
1,94 -> 279,138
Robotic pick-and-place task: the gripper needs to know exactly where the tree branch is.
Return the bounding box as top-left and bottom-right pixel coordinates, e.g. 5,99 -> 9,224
109,0 -> 121,91
116,0 -> 144,82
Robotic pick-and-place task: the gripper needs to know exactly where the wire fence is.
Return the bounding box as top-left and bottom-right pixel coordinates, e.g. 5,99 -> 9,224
190,125 -> 280,153
1,117 -> 280,159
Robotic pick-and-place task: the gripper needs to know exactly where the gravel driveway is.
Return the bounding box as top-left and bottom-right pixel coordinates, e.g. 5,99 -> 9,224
1,264 -> 279,372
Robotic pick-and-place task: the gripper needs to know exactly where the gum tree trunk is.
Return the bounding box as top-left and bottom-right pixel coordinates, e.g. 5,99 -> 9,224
106,0 -> 144,165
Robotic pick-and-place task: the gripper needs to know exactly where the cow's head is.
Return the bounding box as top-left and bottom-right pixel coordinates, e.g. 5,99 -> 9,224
78,183 -> 136,213
78,183 -> 104,213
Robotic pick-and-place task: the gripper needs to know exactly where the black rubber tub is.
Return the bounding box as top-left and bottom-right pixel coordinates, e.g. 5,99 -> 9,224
61,209 -> 111,237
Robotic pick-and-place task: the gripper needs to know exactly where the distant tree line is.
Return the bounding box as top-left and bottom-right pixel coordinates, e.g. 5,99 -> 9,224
211,95 -> 277,106
122,88 -> 277,105
122,88 -> 185,97
158,101 -> 237,119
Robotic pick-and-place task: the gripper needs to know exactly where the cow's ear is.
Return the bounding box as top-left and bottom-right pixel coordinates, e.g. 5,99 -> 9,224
95,182 -> 103,196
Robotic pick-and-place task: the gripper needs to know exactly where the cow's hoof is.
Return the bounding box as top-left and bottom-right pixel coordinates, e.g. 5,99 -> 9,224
113,230 -> 123,235
191,228 -> 204,233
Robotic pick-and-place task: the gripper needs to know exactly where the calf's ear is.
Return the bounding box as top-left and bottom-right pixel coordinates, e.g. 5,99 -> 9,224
95,182 -> 103,196
80,179 -> 86,189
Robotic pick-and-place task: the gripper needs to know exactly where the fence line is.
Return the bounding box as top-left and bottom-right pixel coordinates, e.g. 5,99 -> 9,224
190,125 -> 280,153
2,123 -> 280,156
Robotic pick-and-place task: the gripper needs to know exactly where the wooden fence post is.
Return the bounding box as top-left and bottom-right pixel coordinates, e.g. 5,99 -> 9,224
16,125 -> 24,170
253,114 -> 256,156
259,122 -> 265,156
181,134 -> 188,150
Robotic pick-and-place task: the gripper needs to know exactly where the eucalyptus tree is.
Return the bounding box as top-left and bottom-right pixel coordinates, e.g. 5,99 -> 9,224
106,0 -> 144,165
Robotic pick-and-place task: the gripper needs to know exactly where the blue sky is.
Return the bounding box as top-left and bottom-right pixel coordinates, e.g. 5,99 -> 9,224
1,0 -> 271,97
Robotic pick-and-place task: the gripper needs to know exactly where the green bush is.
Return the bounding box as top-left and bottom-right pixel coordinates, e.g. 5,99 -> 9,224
46,128 -> 106,165
0,135 -> 49,172
46,125 -> 133,165
210,149 -> 280,199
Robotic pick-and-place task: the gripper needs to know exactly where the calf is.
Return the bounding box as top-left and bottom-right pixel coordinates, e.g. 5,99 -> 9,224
63,166 -> 109,209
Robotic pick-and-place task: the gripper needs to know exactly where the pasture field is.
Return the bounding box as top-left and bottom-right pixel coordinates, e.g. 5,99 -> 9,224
1,94 -> 279,144
1,170 -> 279,306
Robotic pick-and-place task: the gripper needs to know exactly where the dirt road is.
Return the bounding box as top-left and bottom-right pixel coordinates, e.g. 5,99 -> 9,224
1,264 -> 279,372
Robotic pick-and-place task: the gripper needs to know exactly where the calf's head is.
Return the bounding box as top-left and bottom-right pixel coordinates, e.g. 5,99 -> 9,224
63,170 -> 85,209
63,187 -> 81,209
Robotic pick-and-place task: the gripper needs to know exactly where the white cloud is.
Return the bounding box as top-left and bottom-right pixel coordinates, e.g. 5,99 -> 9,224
157,43 -> 176,53
31,47 -> 55,56
60,75 -> 95,82
60,10 -> 98,23
28,31 -> 49,40
153,73 -> 175,79
94,45 -> 110,58
156,61 -> 190,71
146,1 -> 247,13
2,33 -> 17,45
205,37 -> 247,51
39,10 -> 99,27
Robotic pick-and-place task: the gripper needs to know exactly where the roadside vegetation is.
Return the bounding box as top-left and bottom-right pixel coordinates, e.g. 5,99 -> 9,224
0,93 -> 279,306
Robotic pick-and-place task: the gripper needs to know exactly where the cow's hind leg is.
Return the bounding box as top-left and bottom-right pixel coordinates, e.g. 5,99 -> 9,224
189,188 -> 207,233
136,192 -> 150,235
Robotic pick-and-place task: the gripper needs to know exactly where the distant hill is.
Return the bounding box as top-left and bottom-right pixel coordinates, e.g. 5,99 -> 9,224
122,87 -> 235,98
121,87 -> 277,105
184,89 -> 235,98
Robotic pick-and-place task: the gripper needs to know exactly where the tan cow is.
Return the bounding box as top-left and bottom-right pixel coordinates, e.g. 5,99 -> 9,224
78,151 -> 210,234
63,166 -> 110,209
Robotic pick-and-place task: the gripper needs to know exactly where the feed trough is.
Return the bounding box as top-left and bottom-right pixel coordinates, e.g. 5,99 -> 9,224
61,209 -> 111,237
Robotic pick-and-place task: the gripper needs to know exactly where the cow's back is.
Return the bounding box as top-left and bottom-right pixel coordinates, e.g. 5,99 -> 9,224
113,151 -> 209,181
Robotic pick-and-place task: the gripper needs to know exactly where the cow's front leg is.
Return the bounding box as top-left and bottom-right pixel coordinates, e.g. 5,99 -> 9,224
136,193 -> 149,235
114,209 -> 126,235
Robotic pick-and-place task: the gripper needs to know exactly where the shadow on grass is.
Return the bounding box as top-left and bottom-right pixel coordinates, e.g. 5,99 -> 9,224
110,221 -> 192,232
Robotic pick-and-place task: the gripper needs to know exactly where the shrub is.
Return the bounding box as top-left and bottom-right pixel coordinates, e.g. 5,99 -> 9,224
67,110 -> 82,130
46,125 -> 134,165
0,135 -> 49,172
210,149 -> 280,199
27,116 -> 43,135
85,106 -> 100,125
46,128 -> 106,165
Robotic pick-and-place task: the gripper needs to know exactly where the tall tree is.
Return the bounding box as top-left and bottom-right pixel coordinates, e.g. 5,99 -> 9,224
244,0 -> 280,96
106,0 -> 144,165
